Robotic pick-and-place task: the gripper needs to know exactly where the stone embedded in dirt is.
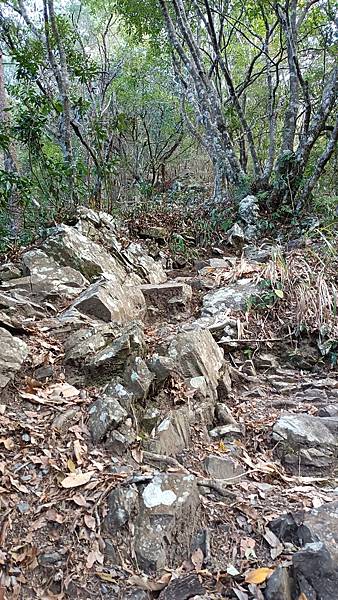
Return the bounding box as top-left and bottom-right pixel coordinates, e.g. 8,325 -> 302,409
134,472 -> 200,572
43,224 -> 128,282
0,328 -> 29,388
140,281 -> 192,311
204,454 -> 244,480
227,222 -> 245,247
264,566 -> 293,600
190,313 -> 237,340
124,357 -> 154,401
86,323 -> 146,378
138,225 -> 168,242
292,542 -> 338,600
141,406 -> 161,434
244,243 -> 281,264
145,408 -> 191,457
0,262 -> 21,282
0,290 -> 45,329
168,328 -> 224,401
121,241 -> 167,285
318,404 -> 338,417
147,353 -> 177,385
238,195 -> 259,225
301,500 -> 338,562
88,386 -> 130,443
64,323 -> 121,364
209,424 -> 243,440
272,413 -> 338,469
196,257 -> 236,272
69,277 -> 146,324
202,279 -> 261,313
215,403 -> 236,425
158,574 -> 205,599
18,249 -> 89,299
105,485 -> 138,530
52,407 -> 80,432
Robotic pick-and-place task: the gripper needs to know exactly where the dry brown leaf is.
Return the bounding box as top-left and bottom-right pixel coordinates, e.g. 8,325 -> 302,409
60,471 -> 93,489
245,567 -> 274,584
84,514 -> 96,531
131,447 -> 143,464
298,594 -> 308,600
45,509 -> 63,524
72,493 -> 88,507
127,573 -> 171,592
47,383 -> 80,399
73,439 -> 83,465
86,550 -> 97,569
191,547 -> 204,571
0,437 -> 15,450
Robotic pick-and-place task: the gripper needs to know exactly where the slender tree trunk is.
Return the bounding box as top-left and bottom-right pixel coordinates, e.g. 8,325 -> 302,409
158,0 -> 244,201
295,118 -> 338,208
0,50 -> 21,239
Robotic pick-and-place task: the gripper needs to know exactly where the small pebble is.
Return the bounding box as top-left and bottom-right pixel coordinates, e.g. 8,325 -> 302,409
17,501 -> 30,514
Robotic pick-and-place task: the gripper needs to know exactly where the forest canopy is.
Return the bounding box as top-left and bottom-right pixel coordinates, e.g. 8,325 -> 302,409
0,0 -> 337,248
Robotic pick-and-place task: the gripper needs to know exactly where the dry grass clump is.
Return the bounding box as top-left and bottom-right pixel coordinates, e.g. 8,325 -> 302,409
258,245 -> 337,349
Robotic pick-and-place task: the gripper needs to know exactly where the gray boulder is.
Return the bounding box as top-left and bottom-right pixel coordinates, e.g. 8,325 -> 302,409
105,485 -> 138,530
238,194 -> 259,224
0,262 -> 21,282
134,472 -> 200,572
69,278 -> 146,324
301,500 -> 338,562
20,249 -> 88,299
121,242 -> 166,285
0,291 -> 45,328
43,224 -> 127,282
140,281 -> 192,311
202,279 -> 261,314
75,208 -> 166,284
0,328 -> 29,388
168,328 -> 224,401
204,454 -> 244,480
86,323 -> 146,378
273,413 -> 338,469
145,408 -> 191,457
147,354 -> 177,385
293,542 -> 338,600
227,223 -> 245,247
124,357 -> 154,401
264,566 -> 292,600
88,385 -> 131,443
64,323 -> 122,363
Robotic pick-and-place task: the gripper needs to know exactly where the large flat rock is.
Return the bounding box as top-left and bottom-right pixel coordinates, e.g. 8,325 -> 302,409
202,279 -> 261,313
273,412 -> 338,469
69,278 -> 146,324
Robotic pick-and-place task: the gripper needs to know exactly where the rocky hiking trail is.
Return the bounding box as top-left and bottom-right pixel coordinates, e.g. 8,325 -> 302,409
0,205 -> 337,600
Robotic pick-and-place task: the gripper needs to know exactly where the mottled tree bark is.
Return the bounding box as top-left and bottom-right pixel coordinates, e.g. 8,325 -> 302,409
0,49 -> 21,239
